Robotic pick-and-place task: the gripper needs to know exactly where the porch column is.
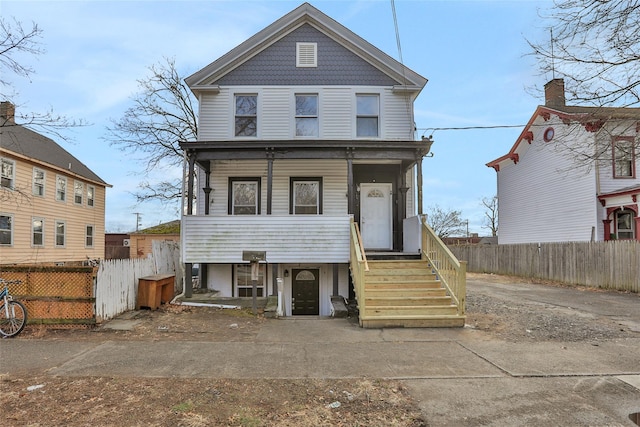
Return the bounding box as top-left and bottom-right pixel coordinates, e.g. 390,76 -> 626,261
603,219 -> 612,241
416,155 -> 424,215
203,165 -> 211,215
187,152 -> 196,215
398,166 -> 408,250
635,216 -> 640,241
347,149 -> 354,214
332,263 -> 339,296
267,151 -> 274,215
271,263 -> 278,296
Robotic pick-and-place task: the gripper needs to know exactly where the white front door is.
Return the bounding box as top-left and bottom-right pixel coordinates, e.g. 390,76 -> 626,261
360,183 -> 392,250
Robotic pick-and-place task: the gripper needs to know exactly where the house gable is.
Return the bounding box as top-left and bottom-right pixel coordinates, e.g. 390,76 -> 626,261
215,24 -> 398,87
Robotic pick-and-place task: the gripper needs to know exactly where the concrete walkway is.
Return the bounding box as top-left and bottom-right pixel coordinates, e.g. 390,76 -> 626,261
1,277 -> 639,426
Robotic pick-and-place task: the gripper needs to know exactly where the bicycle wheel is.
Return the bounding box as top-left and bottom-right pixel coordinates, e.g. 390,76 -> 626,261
0,300 -> 27,337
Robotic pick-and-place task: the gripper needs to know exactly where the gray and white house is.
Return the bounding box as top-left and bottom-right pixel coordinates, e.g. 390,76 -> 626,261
180,3 -> 466,327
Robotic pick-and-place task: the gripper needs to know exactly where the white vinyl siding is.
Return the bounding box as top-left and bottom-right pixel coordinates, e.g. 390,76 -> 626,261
197,86 -> 414,141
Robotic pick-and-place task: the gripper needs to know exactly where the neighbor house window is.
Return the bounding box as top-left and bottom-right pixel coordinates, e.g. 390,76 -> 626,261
55,220 -> 65,247
87,185 -> 95,207
290,177 -> 322,214
229,178 -> 260,215
616,209 -> 635,240
0,214 -> 12,245
356,94 -> 379,137
32,217 -> 44,247
33,168 -> 45,196
613,137 -> 635,178
85,224 -> 94,247
56,175 -> 66,201
1,158 -> 15,189
74,181 -> 84,204
295,94 -> 318,137
235,95 -> 257,137
234,264 -> 265,297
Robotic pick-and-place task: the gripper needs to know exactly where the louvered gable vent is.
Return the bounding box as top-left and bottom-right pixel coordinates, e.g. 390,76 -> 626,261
296,42 -> 317,67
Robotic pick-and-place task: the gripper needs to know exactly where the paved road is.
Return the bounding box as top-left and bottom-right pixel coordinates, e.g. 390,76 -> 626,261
1,276 -> 639,426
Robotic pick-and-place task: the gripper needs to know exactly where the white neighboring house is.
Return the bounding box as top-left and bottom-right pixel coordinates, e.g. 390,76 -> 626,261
179,3 -> 437,318
488,79 -> 640,244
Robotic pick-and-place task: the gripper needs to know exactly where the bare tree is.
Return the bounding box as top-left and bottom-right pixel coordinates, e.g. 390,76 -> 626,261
529,0 -> 640,107
1,17 -> 89,140
425,205 -> 467,238
105,57 -> 197,205
481,195 -> 498,237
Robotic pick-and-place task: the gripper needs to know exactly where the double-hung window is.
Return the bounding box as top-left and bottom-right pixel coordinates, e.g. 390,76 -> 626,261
0,214 -> 12,245
74,181 -> 84,204
56,175 -> 67,202
1,158 -> 15,189
613,137 -> 635,178
295,94 -> 318,137
32,217 -> 44,247
235,95 -> 257,137
33,168 -> 45,196
290,177 -> 322,215
87,185 -> 95,207
234,264 -> 265,297
356,94 -> 379,137
55,220 -> 66,247
86,225 -> 94,247
229,178 -> 260,215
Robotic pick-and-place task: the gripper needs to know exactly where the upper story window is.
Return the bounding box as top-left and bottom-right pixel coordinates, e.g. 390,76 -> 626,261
56,175 -> 67,202
290,177 -> 322,215
0,214 -> 12,245
229,178 -> 260,215
1,158 -> 15,190
295,94 -> 318,137
74,181 -> 84,204
32,217 -> 44,247
356,94 -> 379,137
612,137 -> 635,178
296,42 -> 317,67
87,185 -> 95,207
33,168 -> 45,197
235,95 -> 257,137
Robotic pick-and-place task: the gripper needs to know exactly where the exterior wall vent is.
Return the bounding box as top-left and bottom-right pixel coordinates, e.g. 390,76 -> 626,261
296,42 -> 317,67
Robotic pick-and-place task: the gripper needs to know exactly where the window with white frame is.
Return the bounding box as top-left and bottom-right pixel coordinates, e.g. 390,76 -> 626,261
33,168 -> 45,196
87,185 -> 95,207
295,94 -> 318,137
356,94 -> 379,137
290,177 -> 322,214
613,137 -> 635,178
235,264 -> 266,297
85,224 -> 94,247
235,95 -> 257,137
1,158 -> 15,189
616,209 -> 635,240
32,217 -> 44,247
74,181 -> 84,204
55,220 -> 65,247
229,178 -> 260,215
56,175 -> 66,202
0,214 -> 12,245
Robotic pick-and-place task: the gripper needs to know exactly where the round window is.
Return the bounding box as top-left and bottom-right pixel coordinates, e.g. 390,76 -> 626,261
543,127 -> 555,142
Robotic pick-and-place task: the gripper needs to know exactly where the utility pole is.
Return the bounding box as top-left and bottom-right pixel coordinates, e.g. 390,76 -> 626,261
134,212 -> 142,232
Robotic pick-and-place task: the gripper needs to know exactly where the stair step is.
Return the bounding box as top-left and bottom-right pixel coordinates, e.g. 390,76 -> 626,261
365,280 -> 442,289
365,288 -> 447,297
360,315 -> 466,328
364,296 -> 452,306
367,261 -> 427,269
364,305 -> 459,316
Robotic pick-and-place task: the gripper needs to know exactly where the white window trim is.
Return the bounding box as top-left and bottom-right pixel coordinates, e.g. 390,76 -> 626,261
87,185 -> 95,207
296,42 -> 317,67
74,180 -> 84,205
55,220 -> 66,248
294,93 -> 319,138
32,167 -> 46,197
1,158 -> 16,190
234,263 -> 266,297
0,213 -> 13,246
56,175 -> 67,202
355,93 -> 381,138
233,93 -> 259,138
85,224 -> 94,248
32,217 -> 45,247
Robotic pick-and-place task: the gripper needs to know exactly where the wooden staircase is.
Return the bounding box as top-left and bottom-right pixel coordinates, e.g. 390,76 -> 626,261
358,258 -> 465,328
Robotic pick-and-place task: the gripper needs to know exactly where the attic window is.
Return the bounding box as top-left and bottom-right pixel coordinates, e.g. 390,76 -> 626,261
296,42 -> 317,67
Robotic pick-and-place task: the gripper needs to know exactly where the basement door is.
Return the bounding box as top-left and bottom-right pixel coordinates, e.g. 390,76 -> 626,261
291,269 -> 319,315
360,183 -> 393,250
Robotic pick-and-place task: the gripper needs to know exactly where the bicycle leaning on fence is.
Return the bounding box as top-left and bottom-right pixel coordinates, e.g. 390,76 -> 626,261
0,278 -> 27,338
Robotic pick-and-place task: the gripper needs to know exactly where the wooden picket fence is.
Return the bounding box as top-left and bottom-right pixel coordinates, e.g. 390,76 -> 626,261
450,240 -> 639,293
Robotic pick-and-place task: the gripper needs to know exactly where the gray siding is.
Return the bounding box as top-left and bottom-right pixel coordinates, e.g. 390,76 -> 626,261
215,24 -> 399,86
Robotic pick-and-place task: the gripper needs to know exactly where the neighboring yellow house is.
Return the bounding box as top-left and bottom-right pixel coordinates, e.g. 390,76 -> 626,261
129,220 -> 180,259
0,102 -> 111,265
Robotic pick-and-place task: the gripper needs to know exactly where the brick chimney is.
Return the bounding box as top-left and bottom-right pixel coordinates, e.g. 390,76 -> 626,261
544,79 -> 565,108
1,101 -> 16,124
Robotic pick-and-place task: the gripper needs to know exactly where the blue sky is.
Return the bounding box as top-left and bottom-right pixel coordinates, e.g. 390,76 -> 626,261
3,0 -> 554,233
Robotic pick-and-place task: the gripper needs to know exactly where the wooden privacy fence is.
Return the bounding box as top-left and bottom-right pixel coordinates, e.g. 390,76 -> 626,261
0,266 -> 96,326
95,240 -> 182,322
450,241 -> 639,293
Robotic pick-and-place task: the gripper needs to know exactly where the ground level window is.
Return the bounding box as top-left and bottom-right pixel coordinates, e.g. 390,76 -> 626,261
235,264 -> 265,297
615,209 -> 635,240
0,214 -> 12,245
32,217 -> 44,247
55,220 -> 65,247
86,224 -> 94,247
